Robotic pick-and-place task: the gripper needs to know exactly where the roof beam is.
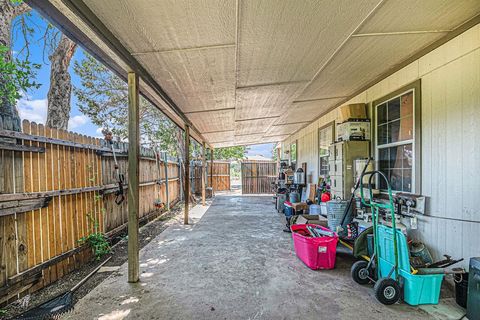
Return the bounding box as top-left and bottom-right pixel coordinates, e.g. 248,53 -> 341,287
131,43 -> 236,56
184,108 -> 235,115
352,30 -> 451,37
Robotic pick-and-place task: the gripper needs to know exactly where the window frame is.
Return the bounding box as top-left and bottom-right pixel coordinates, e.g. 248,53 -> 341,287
373,80 -> 421,194
290,141 -> 297,167
318,121 -> 335,178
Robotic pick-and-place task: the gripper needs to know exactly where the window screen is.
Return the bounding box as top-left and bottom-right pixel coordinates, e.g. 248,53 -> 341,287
318,123 -> 334,177
376,91 -> 415,192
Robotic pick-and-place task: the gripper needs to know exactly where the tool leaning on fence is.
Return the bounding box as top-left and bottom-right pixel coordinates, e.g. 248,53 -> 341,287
102,130 -> 125,205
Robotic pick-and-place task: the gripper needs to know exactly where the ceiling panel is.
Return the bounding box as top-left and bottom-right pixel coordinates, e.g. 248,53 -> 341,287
298,32 -> 447,101
137,46 -> 236,113
235,82 -> 306,120
276,98 -> 345,125
187,109 -> 234,133
233,133 -> 265,146
235,118 -> 277,135
203,131 -> 234,143
260,135 -> 291,144
265,123 -> 306,137
69,0 -> 480,148
237,0 -> 380,86
84,0 -> 236,53
212,141 -> 236,148
358,0 -> 480,34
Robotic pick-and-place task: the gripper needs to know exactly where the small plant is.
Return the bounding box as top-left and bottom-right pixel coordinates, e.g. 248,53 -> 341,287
79,218 -> 111,260
0,309 -> 8,316
79,232 -> 111,260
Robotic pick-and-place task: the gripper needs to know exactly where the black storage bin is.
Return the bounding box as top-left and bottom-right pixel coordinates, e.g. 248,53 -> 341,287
454,273 -> 469,308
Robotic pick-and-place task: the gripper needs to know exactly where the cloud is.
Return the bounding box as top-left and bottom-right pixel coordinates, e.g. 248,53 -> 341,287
68,115 -> 89,129
17,97 -> 48,124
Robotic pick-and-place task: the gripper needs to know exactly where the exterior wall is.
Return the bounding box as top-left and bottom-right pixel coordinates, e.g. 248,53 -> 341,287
281,24 -> 480,268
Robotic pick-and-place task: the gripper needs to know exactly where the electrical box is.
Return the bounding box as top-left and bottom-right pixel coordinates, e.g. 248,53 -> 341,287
336,120 -> 371,141
467,257 -> 480,320
328,140 -> 370,199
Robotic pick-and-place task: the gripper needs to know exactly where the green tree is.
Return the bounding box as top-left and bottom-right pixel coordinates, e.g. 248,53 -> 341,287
213,146 -> 247,160
0,0 -> 38,130
0,44 -> 40,106
73,53 -> 182,156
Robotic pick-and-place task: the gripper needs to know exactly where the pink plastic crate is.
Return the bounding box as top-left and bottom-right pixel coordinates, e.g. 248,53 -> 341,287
291,224 -> 338,270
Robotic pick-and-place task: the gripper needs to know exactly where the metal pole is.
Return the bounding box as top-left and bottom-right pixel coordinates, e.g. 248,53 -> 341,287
127,72 -> 140,283
184,125 -> 190,225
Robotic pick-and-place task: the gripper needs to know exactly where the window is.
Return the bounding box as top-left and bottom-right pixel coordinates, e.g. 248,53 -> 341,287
290,142 -> 297,166
318,122 -> 334,177
374,81 -> 420,193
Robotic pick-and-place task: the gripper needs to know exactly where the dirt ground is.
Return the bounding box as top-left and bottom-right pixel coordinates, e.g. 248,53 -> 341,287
1,203 -> 184,320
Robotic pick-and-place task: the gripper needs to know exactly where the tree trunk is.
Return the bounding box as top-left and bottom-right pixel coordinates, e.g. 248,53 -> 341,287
46,34 -> 77,130
0,0 -> 30,131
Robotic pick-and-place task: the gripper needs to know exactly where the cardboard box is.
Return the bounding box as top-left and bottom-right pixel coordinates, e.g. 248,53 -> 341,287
291,202 -> 308,212
336,121 -> 371,141
338,103 -> 367,123
293,214 -> 328,227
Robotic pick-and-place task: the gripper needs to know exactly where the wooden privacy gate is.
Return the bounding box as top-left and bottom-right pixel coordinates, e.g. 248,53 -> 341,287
0,120 -> 180,303
192,160 -> 230,192
241,160 -> 276,194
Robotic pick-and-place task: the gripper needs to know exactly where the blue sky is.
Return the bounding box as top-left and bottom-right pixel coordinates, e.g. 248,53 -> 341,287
13,11 -> 100,136
12,10 -> 273,157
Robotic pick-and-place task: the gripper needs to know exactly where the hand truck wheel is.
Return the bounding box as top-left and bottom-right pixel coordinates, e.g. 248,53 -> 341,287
373,278 -> 401,305
351,260 -> 371,285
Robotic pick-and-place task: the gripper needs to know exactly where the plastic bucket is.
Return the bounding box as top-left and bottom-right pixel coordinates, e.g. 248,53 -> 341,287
277,194 -> 287,213
454,273 -> 469,308
284,203 -> 293,217
290,224 -> 338,270
326,199 -> 351,232
309,204 -> 322,215
289,192 -> 300,203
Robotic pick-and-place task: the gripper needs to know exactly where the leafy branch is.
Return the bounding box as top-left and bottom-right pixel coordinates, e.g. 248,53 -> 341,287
0,45 -> 41,105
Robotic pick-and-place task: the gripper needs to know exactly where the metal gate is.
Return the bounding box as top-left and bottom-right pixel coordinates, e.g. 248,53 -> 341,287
241,160 -> 276,194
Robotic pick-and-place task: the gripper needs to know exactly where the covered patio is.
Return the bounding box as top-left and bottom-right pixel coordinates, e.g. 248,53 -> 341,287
65,195 -> 462,320
14,1 -> 480,318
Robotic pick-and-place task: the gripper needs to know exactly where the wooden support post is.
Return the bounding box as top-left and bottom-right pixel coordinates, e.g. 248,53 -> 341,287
210,148 -> 214,195
163,152 -> 170,210
201,142 -> 206,206
127,72 -> 140,283
184,125 -> 190,225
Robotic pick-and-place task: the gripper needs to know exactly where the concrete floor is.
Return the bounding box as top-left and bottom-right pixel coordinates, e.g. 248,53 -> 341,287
66,195 -> 464,320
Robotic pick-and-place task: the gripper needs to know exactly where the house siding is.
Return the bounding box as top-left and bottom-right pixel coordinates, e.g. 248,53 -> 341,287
281,24 -> 480,268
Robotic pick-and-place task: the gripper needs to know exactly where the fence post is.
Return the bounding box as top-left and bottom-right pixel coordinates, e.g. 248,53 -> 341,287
127,72 -> 140,283
184,125 -> 190,225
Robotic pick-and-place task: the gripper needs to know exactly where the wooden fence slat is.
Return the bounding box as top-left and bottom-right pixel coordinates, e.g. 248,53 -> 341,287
23,121 -> 34,271
0,120 -> 182,302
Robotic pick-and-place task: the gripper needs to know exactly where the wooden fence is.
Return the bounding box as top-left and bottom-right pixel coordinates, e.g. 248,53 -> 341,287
241,160 -> 276,194
0,120 -> 180,304
192,160 -> 230,193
